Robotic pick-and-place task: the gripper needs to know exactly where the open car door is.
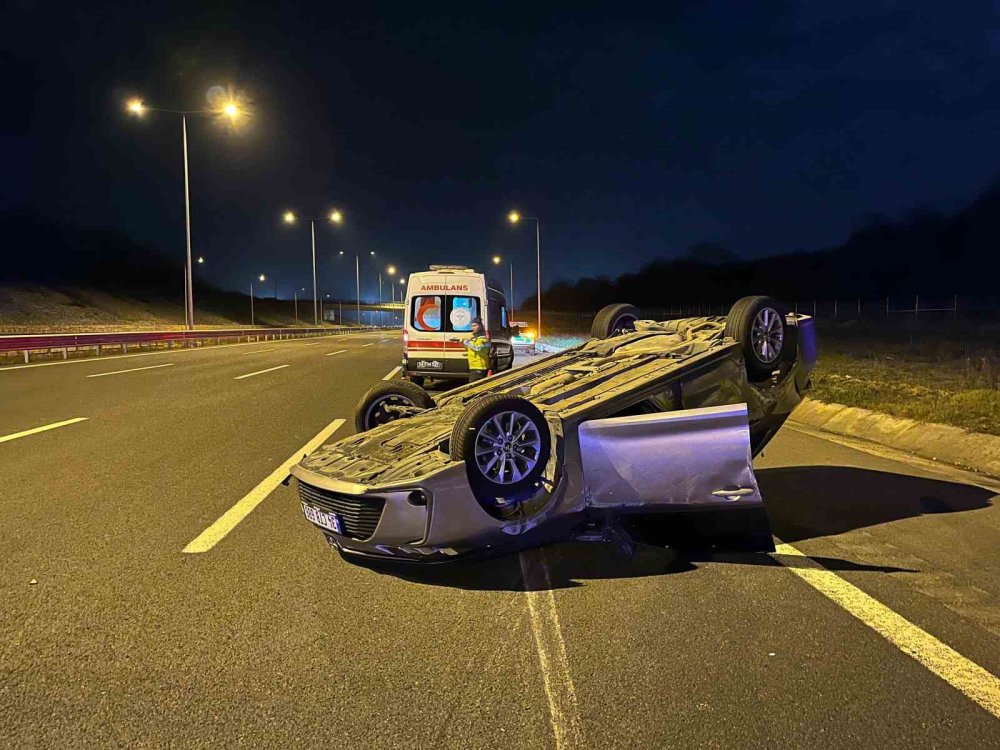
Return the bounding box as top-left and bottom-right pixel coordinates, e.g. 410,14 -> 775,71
578,403 -> 774,551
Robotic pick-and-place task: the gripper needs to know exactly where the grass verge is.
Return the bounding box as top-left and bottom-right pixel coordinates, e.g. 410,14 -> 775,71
809,322 -> 1000,436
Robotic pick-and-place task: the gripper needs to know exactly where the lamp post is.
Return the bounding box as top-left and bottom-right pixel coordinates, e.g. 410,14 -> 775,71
126,97 -> 243,330
293,287 -> 305,324
507,210 -> 541,337
282,208 -> 343,326
183,256 -> 207,328
399,278 -> 406,326
250,274 -> 265,326
386,266 -> 397,324
492,255 -> 514,312
339,250 -> 375,326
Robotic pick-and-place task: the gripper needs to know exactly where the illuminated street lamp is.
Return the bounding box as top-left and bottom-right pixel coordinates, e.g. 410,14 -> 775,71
507,209 -> 542,337
492,255 -> 515,313
126,93 -> 247,329
250,274 -> 266,326
282,207 -> 344,325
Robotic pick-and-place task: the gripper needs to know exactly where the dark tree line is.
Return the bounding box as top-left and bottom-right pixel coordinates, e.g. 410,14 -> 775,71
523,178 -> 1000,312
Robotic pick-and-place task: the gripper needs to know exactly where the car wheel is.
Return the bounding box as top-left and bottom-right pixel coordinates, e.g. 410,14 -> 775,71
408,375 -> 425,388
591,303 -> 641,339
450,394 -> 551,504
724,295 -> 788,381
354,380 -> 435,432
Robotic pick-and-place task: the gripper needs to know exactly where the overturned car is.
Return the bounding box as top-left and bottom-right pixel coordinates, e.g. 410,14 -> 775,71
291,296 -> 818,563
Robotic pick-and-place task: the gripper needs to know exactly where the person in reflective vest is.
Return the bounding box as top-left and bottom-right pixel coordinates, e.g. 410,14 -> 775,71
464,317 -> 490,382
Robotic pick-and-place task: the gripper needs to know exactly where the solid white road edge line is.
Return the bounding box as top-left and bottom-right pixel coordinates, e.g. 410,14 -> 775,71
182,417 -> 346,553
0,417 -> 89,444
382,366 -> 402,380
233,364 -> 289,380
519,550 -> 584,750
325,350 -> 348,356
86,363 -> 175,378
774,540 -> 1000,719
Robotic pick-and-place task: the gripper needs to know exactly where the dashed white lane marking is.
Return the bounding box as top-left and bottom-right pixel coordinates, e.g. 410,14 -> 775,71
241,348 -> 276,354
0,417 -> 89,444
361,342 -> 375,347
775,541 -> 1000,719
382,366 -> 402,380
183,417 -> 346,553
301,342 -> 320,346
325,350 -> 348,357
519,550 -> 583,749
86,363 -> 176,378
233,364 -> 289,380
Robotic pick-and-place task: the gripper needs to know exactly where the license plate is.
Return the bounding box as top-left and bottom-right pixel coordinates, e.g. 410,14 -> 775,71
301,503 -> 342,534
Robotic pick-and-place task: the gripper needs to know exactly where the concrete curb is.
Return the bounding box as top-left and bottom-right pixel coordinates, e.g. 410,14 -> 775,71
789,397 -> 1000,479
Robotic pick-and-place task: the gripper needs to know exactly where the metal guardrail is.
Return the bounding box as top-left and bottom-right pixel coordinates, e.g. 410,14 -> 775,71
0,326 -> 400,364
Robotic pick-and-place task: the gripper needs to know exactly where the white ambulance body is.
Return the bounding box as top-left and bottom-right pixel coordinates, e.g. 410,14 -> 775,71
402,265 -> 514,384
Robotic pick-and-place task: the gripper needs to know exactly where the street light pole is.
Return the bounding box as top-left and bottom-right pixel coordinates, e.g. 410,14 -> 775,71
294,289 -> 298,324
182,115 -> 194,329
507,211 -> 542,337
128,97 -> 244,330
510,262 -> 514,313
310,219 -> 318,325
282,209 -> 342,327
534,219 -> 541,338
250,280 -> 255,326
378,272 -> 383,328
355,255 -> 361,326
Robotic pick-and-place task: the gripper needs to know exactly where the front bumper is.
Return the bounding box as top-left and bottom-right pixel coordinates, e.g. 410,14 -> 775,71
290,463 -> 513,563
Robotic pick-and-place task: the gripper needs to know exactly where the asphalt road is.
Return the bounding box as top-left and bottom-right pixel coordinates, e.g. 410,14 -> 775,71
1,334 -> 998,748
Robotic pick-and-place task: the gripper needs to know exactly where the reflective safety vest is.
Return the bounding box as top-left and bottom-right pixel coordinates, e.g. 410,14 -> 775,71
465,334 -> 490,370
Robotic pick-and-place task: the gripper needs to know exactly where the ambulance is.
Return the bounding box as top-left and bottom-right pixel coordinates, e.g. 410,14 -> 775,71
402,266 -> 515,385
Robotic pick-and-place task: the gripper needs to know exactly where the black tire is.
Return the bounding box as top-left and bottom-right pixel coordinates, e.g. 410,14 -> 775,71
354,380 -> 435,432
724,295 -> 788,381
450,394 -> 551,502
407,375 -> 425,388
591,303 -> 641,339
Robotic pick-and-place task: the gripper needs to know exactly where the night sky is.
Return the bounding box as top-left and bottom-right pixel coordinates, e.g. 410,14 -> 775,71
4,1 -> 999,305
